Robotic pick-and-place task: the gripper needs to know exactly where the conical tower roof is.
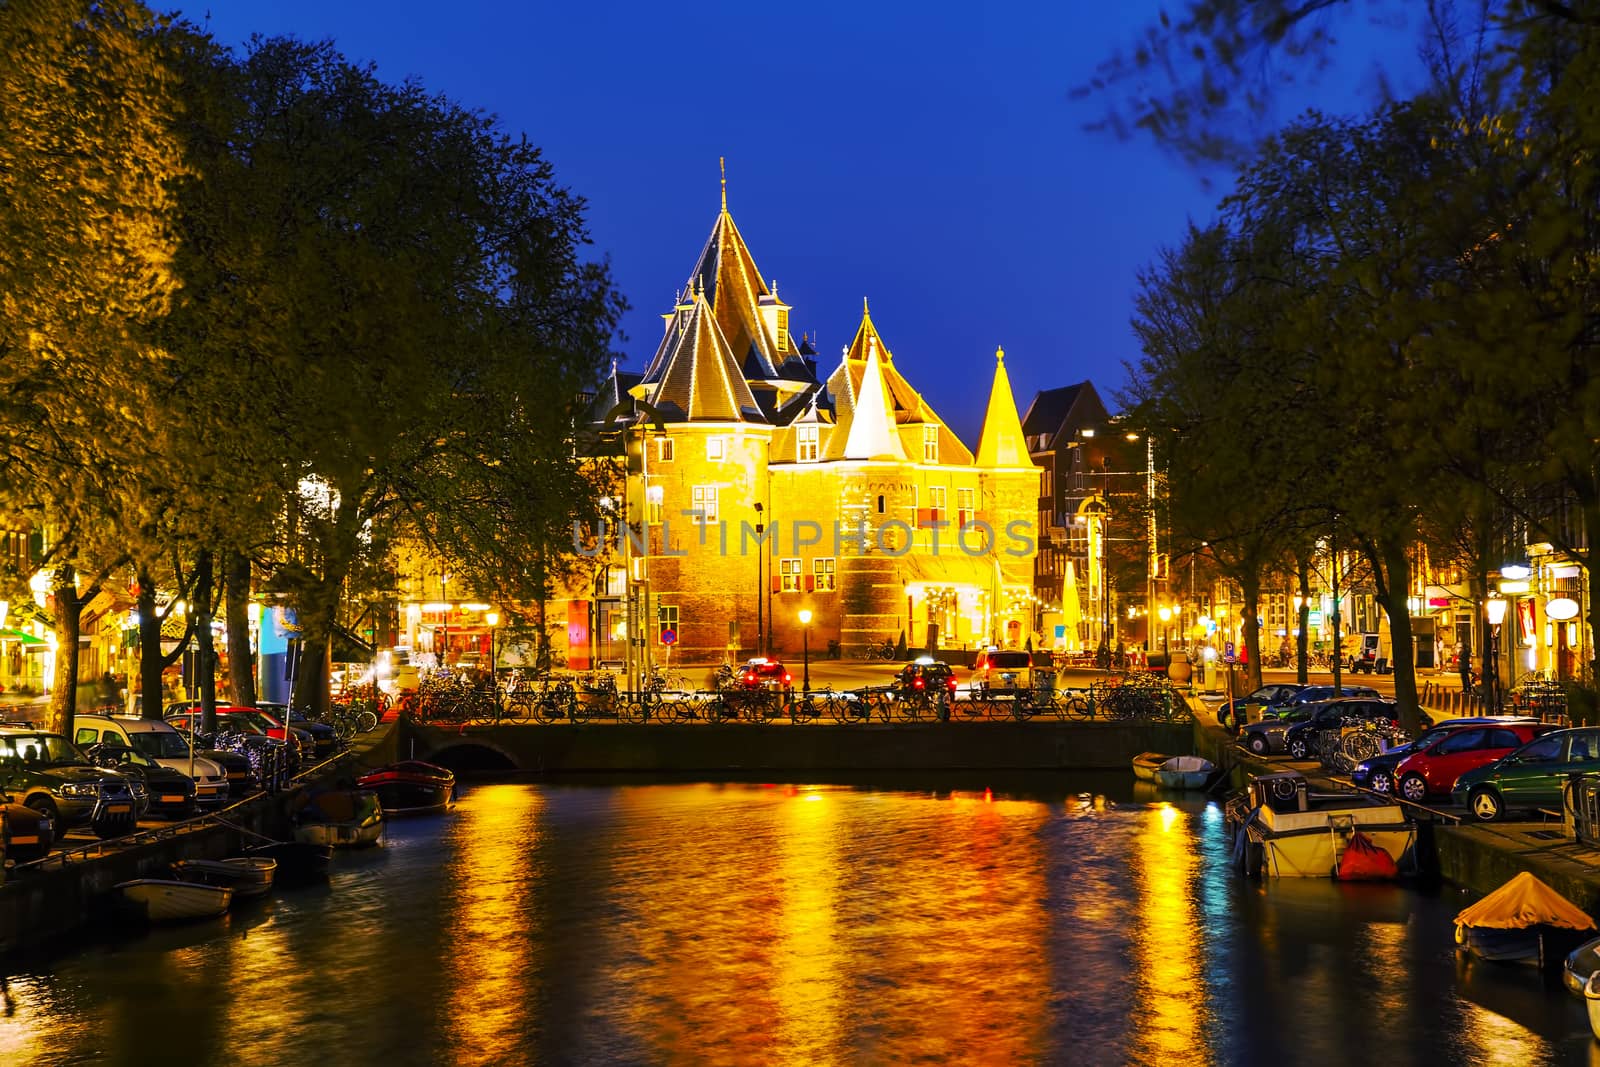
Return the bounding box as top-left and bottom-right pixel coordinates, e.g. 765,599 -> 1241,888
679,171 -> 787,381
842,331 -> 906,461
976,346 -> 1031,468
637,289 -> 765,423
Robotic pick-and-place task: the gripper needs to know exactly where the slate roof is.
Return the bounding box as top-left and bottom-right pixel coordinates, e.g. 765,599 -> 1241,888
1021,383 -> 1085,438
637,292 -> 766,423
682,207 -> 791,381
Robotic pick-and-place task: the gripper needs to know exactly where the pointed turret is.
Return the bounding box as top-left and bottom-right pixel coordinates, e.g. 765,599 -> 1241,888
843,335 -> 906,461
635,289 -> 764,423
976,346 -> 1031,468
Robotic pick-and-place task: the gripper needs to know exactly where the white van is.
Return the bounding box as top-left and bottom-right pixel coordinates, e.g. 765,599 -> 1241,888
73,714 -> 230,806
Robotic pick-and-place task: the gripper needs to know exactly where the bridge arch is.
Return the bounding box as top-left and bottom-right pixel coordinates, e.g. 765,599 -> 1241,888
419,740 -> 520,773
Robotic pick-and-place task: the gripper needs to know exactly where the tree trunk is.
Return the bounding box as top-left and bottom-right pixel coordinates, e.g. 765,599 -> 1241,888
225,550 -> 257,708
1240,571 -> 1263,692
46,566 -> 82,737
290,634 -> 331,714
137,573 -> 165,720
193,550 -> 217,735
1376,539 -> 1422,735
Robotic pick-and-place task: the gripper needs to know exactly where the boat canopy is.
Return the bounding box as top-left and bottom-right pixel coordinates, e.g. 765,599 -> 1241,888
1455,872 -> 1598,931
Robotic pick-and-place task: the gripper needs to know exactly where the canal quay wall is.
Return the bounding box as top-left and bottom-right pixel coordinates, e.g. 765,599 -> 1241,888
407,720 -> 1196,773
0,724 -> 399,955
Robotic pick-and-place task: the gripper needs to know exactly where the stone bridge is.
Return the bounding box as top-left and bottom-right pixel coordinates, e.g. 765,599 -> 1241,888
402,720 -> 1198,774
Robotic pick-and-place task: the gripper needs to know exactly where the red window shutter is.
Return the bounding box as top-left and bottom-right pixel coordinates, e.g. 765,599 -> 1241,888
917,507 -> 934,529
772,576 -> 782,593
805,574 -> 814,591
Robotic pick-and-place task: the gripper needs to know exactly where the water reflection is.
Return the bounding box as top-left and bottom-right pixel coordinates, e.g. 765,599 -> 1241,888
2,781 -> 1595,1065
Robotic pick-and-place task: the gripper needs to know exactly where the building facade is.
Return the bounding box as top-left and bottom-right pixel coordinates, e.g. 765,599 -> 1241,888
567,189 -> 1038,668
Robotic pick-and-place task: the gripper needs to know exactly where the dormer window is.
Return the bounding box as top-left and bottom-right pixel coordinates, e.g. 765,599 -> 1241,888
776,309 -> 789,353
923,424 -> 939,463
797,425 -> 819,463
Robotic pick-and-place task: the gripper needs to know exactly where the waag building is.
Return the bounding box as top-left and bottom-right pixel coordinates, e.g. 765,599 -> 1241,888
567,184 -> 1038,670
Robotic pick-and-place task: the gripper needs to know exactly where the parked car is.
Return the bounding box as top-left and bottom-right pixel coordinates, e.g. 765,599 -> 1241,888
1452,727 -> 1600,821
1352,716 -> 1542,794
165,710 -> 298,777
1280,699 -> 1423,761
972,649 -> 1033,694
1349,633 -> 1384,673
72,714 -> 229,807
1240,708 -> 1318,756
0,796 -> 55,860
894,658 -> 959,700
256,702 -> 339,758
735,658 -> 792,692
1274,684 -> 1382,714
84,744 -> 198,819
0,727 -> 139,838
1393,721 -> 1557,802
1218,683 -> 1305,731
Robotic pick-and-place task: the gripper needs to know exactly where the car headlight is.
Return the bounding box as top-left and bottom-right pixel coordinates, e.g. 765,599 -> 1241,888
60,782 -> 98,797
130,781 -> 148,798
1355,761 -> 1371,774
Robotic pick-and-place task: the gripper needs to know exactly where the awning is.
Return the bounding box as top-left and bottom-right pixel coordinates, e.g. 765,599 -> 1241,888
0,628 -> 45,645
901,553 -> 1003,592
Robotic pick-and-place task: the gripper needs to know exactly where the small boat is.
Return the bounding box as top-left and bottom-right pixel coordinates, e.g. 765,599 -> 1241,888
1584,973 -> 1600,1039
116,878 -> 232,922
244,840 -> 333,883
171,857 -> 277,899
356,760 -> 456,816
1226,772 -> 1414,879
294,788 -> 383,848
1155,755 -> 1216,790
1132,752 -> 1171,782
1455,871 -> 1598,967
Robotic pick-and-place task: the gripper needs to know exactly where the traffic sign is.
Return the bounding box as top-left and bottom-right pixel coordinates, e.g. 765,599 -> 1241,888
660,628 -> 677,646
1223,641 -> 1236,664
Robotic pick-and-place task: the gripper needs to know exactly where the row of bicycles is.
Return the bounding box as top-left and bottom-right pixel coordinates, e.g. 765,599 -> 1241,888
397,670 -> 1193,727
1310,716 -> 1412,774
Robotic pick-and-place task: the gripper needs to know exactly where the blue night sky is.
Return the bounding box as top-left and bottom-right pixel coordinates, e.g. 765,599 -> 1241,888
192,2 -> 1422,445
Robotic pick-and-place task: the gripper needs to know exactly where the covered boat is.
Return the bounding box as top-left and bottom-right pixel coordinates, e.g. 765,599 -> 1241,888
356,760 -> 456,816
294,788 -> 383,848
116,879 -> 232,922
171,857 -> 277,899
1455,871 -> 1597,967
1131,753 -> 1171,783
1226,772 -> 1414,879
1155,755 -> 1215,790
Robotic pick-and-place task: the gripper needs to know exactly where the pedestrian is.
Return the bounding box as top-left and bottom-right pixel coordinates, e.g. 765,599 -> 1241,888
1459,643 -> 1474,693
98,671 -> 119,709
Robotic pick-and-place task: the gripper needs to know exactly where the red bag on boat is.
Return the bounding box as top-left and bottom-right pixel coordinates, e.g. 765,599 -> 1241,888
1337,830 -> 1398,881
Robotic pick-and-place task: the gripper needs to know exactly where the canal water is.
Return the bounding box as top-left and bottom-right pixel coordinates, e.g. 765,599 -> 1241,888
4,775 -> 1599,1066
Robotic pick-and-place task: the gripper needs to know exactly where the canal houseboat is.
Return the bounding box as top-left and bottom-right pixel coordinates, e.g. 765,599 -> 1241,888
1226,772 -> 1415,879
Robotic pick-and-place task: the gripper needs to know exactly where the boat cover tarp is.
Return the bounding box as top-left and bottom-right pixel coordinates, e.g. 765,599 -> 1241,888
1160,756 -> 1214,774
1336,831 -> 1398,881
1455,871 -> 1598,931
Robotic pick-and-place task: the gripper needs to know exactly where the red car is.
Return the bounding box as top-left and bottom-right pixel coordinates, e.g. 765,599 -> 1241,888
1394,721 -> 1556,802
737,658 -> 792,691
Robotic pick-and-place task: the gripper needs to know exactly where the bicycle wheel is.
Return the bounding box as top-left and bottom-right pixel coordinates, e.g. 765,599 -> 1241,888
621,699 -> 649,724
1061,695 -> 1091,720
357,709 -> 379,733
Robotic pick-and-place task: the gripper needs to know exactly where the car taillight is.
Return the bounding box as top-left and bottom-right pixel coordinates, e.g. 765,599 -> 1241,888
947,678 -> 957,691
783,673 -> 791,685
742,673 -> 754,683
914,677 -> 924,689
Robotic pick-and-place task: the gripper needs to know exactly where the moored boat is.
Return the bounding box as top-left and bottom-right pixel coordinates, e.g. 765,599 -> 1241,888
356,760 -> 456,816
294,788 -> 383,848
1132,752 -> 1171,782
1455,871 -> 1597,967
244,840 -> 333,883
171,857 -> 277,899
1226,772 -> 1414,879
1155,755 -> 1215,790
1584,973 -> 1600,1039
116,878 -> 232,922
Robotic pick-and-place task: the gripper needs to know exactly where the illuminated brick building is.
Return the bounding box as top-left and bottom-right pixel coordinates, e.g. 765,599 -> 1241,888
566,182 -> 1039,668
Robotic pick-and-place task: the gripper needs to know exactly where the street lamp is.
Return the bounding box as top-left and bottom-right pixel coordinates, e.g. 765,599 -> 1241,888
1485,597 -> 1507,711
754,502 -> 765,657
484,610 -> 500,712
798,608 -> 813,695
1158,605 -> 1172,656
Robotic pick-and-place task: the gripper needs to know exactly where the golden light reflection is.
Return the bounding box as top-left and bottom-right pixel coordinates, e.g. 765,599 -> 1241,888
1131,803 -> 1206,1067
1458,998 -> 1552,1067
443,783 -> 541,1065
773,786 -> 843,1060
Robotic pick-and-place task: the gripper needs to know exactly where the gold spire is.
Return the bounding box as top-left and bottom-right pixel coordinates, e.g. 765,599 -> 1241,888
719,156 -> 727,211
863,296 -> 870,315
976,344 -> 1030,468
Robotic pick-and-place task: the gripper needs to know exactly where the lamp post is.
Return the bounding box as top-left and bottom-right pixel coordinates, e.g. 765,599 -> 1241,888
798,608 -> 813,695
1158,605 -> 1171,656
754,502 -> 765,657
484,610 -> 500,712
439,571 -> 451,671
1485,597 -> 1507,712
